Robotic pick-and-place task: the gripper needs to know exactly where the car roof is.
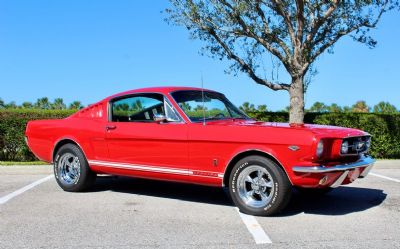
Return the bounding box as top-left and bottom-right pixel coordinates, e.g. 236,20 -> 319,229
106,86 -> 216,100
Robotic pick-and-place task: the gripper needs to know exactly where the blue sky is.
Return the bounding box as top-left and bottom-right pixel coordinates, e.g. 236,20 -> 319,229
0,0 -> 399,110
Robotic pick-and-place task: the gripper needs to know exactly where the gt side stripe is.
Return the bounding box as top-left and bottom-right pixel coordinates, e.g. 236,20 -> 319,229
89,160 -> 188,175
88,160 -> 224,179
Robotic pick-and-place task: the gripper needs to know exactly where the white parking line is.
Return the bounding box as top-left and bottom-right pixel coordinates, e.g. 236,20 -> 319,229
235,207 -> 272,244
370,173 -> 400,183
0,175 -> 53,205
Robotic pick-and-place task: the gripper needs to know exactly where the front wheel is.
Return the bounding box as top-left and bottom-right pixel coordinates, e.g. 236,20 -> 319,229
54,144 -> 96,192
228,156 -> 292,216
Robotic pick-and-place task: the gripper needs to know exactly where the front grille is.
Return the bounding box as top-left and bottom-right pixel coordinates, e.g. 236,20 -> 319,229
341,136 -> 371,155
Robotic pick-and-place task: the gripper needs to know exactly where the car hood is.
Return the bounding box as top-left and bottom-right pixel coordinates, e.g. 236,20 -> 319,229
205,119 -> 368,138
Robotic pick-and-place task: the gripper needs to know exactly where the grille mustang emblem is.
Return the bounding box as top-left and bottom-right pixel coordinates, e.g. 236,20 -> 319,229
355,141 -> 365,151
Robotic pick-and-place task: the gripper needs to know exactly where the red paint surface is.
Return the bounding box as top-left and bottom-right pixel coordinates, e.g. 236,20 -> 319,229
25,87 -> 371,187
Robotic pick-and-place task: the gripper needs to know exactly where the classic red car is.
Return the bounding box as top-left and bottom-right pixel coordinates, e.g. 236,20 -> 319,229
25,87 -> 375,216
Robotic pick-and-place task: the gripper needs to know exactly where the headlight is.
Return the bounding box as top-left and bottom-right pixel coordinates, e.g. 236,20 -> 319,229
341,141 -> 349,154
316,140 -> 324,158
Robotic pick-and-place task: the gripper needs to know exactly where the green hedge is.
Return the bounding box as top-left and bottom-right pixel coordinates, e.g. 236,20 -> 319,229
0,109 -> 75,161
0,109 -> 399,161
247,112 -> 400,159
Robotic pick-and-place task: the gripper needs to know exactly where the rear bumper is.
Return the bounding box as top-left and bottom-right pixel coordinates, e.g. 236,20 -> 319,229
292,156 -> 375,174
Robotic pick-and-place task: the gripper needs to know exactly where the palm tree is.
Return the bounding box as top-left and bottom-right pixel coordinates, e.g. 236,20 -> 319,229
179,102 -> 191,111
239,102 -> 256,113
343,106 -> 352,113
21,102 -> 33,109
257,105 -> 268,112
279,106 -> 290,113
308,102 -> 329,113
194,105 -> 207,111
5,101 -> 17,109
352,101 -> 370,113
329,103 -> 343,113
373,101 -> 398,113
52,98 -> 66,110
69,101 -> 83,110
34,97 -> 51,109
131,100 -> 143,111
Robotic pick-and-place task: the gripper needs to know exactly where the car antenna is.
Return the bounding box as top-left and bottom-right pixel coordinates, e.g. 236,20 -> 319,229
201,72 -> 206,126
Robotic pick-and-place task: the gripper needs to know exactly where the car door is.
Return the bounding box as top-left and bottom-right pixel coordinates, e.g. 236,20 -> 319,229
103,93 -> 189,181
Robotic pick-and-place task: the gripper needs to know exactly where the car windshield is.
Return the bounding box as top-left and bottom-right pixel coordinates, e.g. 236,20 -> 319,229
171,90 -> 249,122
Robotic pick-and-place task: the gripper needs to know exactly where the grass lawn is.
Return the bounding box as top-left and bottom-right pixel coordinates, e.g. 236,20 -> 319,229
0,161 -> 49,166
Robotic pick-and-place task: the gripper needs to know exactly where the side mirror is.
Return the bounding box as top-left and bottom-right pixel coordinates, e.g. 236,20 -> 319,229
153,114 -> 167,123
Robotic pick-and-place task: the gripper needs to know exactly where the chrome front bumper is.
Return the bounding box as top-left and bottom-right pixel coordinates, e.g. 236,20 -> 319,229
292,156 -> 376,174
292,156 -> 375,188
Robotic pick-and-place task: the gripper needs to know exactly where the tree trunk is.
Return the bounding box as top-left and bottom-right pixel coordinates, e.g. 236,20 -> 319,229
289,76 -> 305,124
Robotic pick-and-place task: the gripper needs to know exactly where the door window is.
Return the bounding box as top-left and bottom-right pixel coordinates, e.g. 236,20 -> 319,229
111,94 -> 181,122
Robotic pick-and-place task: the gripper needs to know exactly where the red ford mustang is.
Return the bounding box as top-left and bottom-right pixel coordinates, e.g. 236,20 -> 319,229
25,86 -> 375,216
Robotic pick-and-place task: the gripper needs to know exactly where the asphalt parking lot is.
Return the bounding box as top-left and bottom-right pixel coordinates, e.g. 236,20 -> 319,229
0,161 -> 399,249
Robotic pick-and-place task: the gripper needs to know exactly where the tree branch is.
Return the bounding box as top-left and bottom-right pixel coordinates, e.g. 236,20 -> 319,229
207,28 -> 290,91
255,1 -> 293,59
307,0 -> 389,67
304,0 -> 339,49
269,0 -> 296,47
217,0 -> 292,72
295,0 -> 305,45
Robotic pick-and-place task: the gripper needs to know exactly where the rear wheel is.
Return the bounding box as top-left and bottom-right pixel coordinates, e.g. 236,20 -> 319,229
228,156 -> 292,216
54,144 -> 96,192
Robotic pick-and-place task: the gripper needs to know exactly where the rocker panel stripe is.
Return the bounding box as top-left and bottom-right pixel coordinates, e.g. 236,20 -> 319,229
88,160 -> 224,179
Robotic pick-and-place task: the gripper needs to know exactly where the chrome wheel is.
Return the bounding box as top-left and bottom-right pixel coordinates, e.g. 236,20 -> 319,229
237,165 -> 274,208
57,153 -> 81,185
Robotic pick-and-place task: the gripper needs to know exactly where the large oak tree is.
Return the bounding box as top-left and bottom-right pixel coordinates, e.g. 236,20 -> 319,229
166,0 -> 398,123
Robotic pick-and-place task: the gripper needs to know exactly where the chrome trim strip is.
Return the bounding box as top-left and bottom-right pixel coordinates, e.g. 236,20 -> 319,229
191,174 -> 222,179
88,160 -> 224,179
331,170 -> 349,188
167,92 -> 193,124
292,156 -> 375,173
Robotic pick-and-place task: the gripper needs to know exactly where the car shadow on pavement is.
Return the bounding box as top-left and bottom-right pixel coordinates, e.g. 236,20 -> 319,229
279,186 -> 387,216
91,176 -> 387,215
91,176 -> 233,207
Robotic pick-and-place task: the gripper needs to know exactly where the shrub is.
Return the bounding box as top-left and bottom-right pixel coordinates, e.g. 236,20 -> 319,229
0,109 -> 399,161
0,109 -> 75,161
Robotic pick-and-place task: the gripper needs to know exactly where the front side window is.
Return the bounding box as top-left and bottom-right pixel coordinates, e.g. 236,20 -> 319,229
171,90 -> 249,122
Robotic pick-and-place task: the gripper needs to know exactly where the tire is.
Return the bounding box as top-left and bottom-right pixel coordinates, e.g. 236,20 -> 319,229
228,156 -> 292,216
54,143 -> 96,192
295,187 -> 333,196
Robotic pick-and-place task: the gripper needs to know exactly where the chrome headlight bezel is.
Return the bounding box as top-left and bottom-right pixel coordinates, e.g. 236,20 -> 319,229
341,140 -> 349,154
316,140 -> 324,158
365,137 -> 371,151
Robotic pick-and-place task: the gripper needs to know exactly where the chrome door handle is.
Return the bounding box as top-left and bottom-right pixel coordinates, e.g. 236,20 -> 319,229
106,125 -> 117,131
